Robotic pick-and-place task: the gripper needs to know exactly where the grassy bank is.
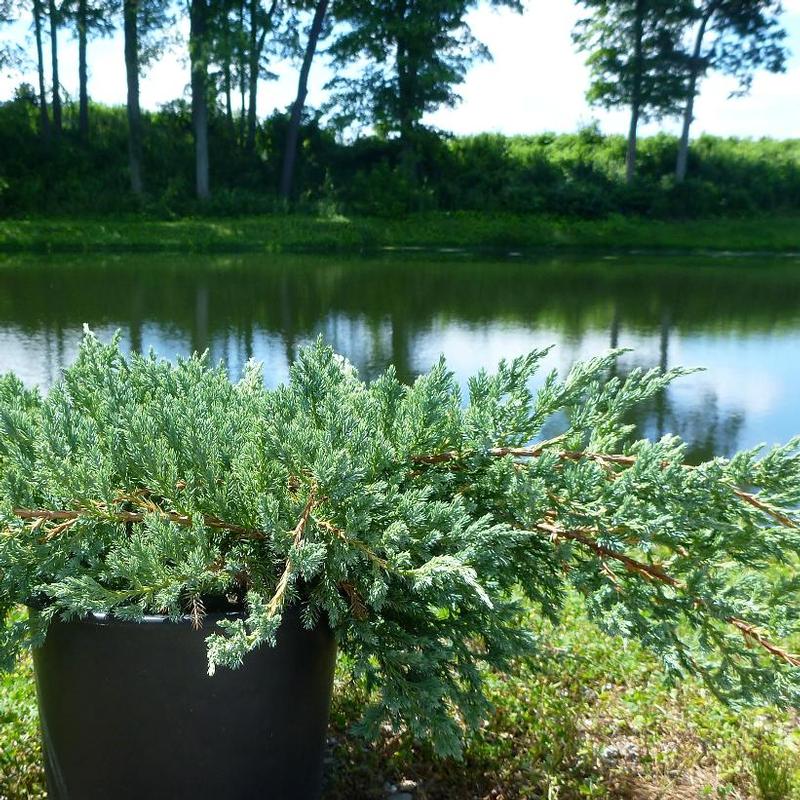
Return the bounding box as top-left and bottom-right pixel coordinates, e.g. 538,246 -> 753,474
1,213 -> 799,255
3,598 -> 799,800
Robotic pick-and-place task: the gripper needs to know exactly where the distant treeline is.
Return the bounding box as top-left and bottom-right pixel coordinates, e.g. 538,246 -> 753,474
1,94 -> 799,218
0,0 -> 792,210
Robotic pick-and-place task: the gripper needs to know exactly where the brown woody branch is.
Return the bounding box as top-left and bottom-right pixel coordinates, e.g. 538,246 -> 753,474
733,490 -> 798,530
313,514 -> 391,570
539,520 -> 800,668
12,505 -> 265,540
413,445 -> 799,531
266,487 -> 317,617
536,521 -> 681,588
728,618 -> 800,667
411,434 -> 568,465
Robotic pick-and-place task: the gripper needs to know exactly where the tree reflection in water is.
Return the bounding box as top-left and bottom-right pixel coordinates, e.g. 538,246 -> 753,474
0,250 -> 797,458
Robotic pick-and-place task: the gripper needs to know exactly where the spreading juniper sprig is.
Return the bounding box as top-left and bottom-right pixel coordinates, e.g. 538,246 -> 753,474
1,330 -> 799,757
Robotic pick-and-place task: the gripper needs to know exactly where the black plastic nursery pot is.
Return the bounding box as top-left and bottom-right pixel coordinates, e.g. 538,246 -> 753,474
31,604 -> 337,800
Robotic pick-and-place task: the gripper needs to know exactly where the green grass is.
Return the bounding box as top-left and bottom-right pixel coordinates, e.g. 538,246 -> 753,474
3,597 -> 799,800
1,213 -> 799,255
0,655 -> 45,800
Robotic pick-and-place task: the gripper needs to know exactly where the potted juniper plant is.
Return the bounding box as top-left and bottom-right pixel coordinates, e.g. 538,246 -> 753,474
1,331 -> 799,799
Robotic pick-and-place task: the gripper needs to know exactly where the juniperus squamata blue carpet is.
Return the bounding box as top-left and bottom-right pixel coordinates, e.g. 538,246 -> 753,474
1,331 -> 799,757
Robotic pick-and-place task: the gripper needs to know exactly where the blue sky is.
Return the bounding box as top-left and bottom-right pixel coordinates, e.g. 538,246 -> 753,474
2,0 -> 799,138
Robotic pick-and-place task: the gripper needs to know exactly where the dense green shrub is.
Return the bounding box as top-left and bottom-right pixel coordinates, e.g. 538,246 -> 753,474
1,90 -> 799,218
2,332 -> 800,758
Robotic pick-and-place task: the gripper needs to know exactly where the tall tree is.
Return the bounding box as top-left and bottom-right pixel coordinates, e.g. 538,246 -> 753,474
674,0 -> 786,182
62,0 -> 114,138
329,0 -> 521,172
190,0 -> 211,199
207,0 -> 250,137
47,0 -> 62,134
77,0 -> 88,134
237,0 -> 247,141
279,0 -> 329,200
31,0 -> 52,142
122,0 -> 170,195
627,0 -> 644,184
574,0 -> 689,182
123,0 -> 143,193
203,0 -> 287,158
218,0 -> 236,130
245,0 -> 281,151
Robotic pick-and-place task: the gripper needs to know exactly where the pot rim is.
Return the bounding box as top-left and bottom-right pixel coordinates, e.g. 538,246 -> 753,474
71,610 -> 246,626
25,602 -> 248,627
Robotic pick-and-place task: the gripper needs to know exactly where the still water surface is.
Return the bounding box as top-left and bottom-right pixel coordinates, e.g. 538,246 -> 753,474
1,250 -> 799,462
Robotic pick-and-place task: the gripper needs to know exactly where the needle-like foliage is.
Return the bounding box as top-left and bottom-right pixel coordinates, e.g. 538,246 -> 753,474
1,330 -> 799,757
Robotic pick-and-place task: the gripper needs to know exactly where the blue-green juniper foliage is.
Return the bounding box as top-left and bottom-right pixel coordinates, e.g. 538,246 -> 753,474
1,331 -> 799,757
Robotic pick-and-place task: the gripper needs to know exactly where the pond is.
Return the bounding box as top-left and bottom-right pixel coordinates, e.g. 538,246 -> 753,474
1,250 -> 799,462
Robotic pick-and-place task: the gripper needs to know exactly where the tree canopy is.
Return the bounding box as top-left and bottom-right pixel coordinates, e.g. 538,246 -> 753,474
0,0 -> 792,200
674,0 -> 787,180
328,0 -> 521,149
574,0 -> 691,180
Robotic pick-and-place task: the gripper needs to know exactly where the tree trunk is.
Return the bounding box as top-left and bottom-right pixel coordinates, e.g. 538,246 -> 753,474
246,0 -> 276,151
279,0 -> 328,201
48,0 -> 62,135
625,0 -> 644,184
239,75 -> 247,144
123,0 -> 144,195
675,71 -> 697,183
395,0 -> 420,181
32,0 -> 51,143
676,12 -> 712,183
78,0 -> 88,137
246,0 -> 258,150
190,0 -> 211,200
221,0 -> 234,133
397,48 -> 419,179
625,105 -> 640,185
224,61 -> 234,131
238,0 -> 246,145
245,0 -> 272,152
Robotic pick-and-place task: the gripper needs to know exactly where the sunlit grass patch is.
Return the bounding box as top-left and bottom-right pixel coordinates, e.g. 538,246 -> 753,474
0,656 -> 45,800
2,213 -> 800,256
324,597 -> 800,799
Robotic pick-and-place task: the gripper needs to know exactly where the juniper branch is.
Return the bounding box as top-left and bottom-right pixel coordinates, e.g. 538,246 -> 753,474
10,505 -> 265,540
413,446 -> 800,530
2,333 -> 799,757
536,521 -> 800,668
266,486 -> 317,617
